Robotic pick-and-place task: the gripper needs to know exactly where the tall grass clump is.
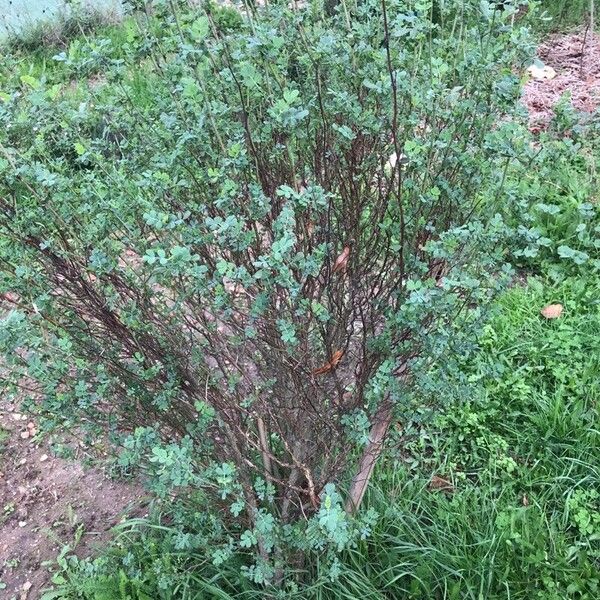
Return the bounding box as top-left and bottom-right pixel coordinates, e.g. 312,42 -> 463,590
0,0 -> 537,588
2,4 -> 122,54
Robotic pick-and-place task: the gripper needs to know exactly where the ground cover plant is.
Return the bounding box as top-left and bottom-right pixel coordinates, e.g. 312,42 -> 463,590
0,0 -> 598,597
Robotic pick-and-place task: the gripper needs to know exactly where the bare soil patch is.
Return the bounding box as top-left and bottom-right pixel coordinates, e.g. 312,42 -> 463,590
0,401 -> 146,599
523,29 -> 600,127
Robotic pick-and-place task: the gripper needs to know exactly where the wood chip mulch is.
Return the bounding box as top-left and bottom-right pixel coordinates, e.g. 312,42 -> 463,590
522,30 -> 600,128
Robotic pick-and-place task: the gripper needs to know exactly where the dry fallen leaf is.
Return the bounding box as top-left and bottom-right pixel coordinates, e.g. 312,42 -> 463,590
527,64 -> 557,80
313,349 -> 344,376
21,580 -> 33,600
330,349 -> 343,368
332,246 -> 351,274
428,474 -> 454,493
522,494 -> 529,507
540,303 -> 563,319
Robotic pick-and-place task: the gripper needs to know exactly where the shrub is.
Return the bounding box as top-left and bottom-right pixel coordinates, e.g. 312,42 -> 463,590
0,0 -> 534,583
40,273 -> 600,598
537,0 -> 590,31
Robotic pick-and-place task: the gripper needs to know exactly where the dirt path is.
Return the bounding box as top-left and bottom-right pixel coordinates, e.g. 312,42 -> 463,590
0,401 -> 146,599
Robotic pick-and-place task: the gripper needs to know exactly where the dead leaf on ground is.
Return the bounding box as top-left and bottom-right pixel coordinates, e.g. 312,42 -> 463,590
386,151 -> 409,170
428,474 -> 454,493
540,303 -> 563,319
312,349 -> 344,376
21,581 -> 32,600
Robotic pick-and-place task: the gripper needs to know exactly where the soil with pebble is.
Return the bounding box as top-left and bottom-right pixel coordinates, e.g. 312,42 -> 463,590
0,402 -> 146,599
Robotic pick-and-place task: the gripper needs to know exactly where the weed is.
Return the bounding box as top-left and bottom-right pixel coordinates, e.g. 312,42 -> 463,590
0,426 -> 8,451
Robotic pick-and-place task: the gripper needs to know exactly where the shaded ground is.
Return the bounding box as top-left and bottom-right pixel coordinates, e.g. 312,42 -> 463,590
523,30 -> 600,127
0,402 -> 146,599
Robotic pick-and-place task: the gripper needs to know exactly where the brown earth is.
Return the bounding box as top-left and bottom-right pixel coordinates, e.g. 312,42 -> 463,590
0,402 -> 146,599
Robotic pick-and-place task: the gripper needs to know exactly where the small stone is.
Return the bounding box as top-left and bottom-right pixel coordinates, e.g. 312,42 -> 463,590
27,422 -> 35,430
39,454 -> 49,463
20,431 -> 30,439
19,458 -> 27,466
18,520 -> 27,527
12,413 -> 22,421
527,64 -> 557,80
29,428 -> 37,437
23,582 -> 32,591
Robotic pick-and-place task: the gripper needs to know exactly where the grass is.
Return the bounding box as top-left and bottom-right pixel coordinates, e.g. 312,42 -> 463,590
341,275 -> 600,599
1,6 -> 121,54
0,10 -> 141,89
